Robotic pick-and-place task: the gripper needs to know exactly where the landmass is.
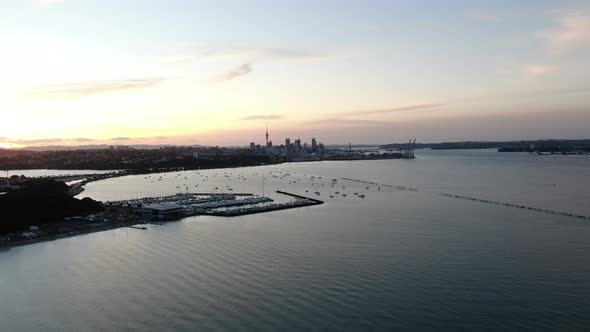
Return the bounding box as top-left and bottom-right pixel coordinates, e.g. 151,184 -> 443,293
380,139 -> 590,154
0,142 -> 415,172
0,176 -> 323,250
0,179 -> 105,246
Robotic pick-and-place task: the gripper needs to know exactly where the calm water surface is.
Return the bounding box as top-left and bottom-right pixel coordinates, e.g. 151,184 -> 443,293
2,149 -> 590,331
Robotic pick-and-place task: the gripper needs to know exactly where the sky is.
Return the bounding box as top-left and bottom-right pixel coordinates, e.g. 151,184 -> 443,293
1,0 -> 590,148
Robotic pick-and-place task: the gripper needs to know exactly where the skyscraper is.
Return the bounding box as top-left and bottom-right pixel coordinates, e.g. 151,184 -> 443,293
294,139 -> 302,152
311,137 -> 318,152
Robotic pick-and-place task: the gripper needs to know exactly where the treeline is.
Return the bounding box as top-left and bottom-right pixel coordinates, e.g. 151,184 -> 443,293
0,149 -> 280,170
0,179 -> 103,234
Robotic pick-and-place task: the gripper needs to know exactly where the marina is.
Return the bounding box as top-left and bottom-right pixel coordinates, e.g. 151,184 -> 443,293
111,191 -> 323,219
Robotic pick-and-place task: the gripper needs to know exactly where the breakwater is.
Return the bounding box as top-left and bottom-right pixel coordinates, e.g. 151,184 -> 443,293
440,193 -> 590,220
209,191 -> 323,217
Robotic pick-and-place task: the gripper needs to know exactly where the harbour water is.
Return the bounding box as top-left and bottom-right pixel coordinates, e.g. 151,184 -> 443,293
2,149 -> 590,331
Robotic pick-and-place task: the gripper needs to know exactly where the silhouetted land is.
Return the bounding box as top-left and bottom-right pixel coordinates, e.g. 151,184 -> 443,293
380,139 -> 590,153
0,179 -> 103,234
0,146 -> 282,170
0,145 -> 410,171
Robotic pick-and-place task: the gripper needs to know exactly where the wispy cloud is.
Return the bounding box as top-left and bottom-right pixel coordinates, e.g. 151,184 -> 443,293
333,103 -> 447,117
27,78 -> 166,98
196,47 -> 335,62
540,11 -> 590,51
159,46 -> 337,83
209,63 -> 252,83
305,103 -> 446,128
251,48 -> 335,62
241,114 -> 284,121
302,118 -> 392,127
33,0 -> 64,6
0,137 -> 67,145
465,10 -> 499,22
0,135 -> 173,148
157,47 -> 337,68
525,64 -> 559,77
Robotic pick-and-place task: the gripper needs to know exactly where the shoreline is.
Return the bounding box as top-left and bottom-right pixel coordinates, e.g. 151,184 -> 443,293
0,190 -> 325,252
0,220 -> 142,252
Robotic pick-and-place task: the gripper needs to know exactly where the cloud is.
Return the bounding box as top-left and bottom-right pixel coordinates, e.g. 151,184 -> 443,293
525,65 -> 559,77
253,48 -> 335,62
198,47 -> 334,62
33,0 -> 64,6
28,78 -> 166,98
0,137 -> 66,145
158,47 -> 337,68
241,114 -> 284,121
0,135 -> 170,148
209,63 -> 252,83
302,118 -> 392,127
73,138 -> 94,142
465,10 -> 499,22
541,11 -> 590,51
334,103 -> 447,117
305,103 -> 446,128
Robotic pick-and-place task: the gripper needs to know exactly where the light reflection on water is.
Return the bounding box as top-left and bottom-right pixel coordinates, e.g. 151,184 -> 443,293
2,149 -> 590,331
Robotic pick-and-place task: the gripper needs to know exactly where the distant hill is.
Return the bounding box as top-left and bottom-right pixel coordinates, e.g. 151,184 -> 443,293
15,144 -> 208,152
380,139 -> 590,151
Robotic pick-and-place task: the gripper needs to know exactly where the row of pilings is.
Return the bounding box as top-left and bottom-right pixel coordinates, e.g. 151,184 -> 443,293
440,193 -> 590,220
340,177 -> 419,192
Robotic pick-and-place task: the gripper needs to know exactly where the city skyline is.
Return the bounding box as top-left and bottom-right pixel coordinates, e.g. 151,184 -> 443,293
2,0 -> 590,148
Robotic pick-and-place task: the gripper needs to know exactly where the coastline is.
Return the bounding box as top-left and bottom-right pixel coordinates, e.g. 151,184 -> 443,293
0,188 -> 326,251
0,219 -> 143,252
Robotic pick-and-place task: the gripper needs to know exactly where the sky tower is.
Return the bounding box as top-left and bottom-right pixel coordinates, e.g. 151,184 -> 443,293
265,125 -> 269,146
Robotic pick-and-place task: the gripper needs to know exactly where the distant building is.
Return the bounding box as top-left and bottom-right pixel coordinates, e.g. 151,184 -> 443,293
294,139 -> 302,153
311,138 -> 318,152
250,142 -> 256,150
285,138 -> 294,153
142,204 -> 184,217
